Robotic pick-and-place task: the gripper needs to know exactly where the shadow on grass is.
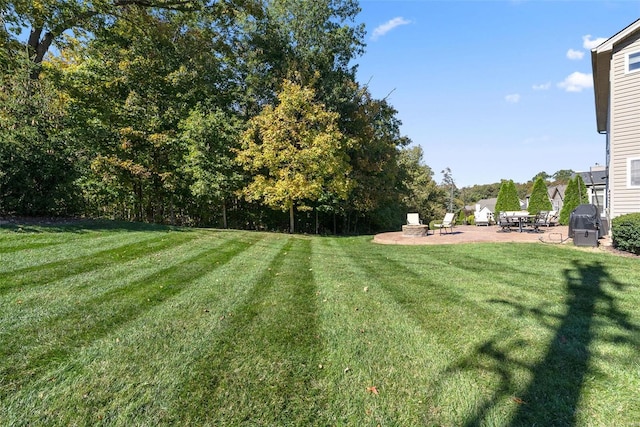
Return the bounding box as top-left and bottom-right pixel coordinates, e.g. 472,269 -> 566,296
458,260 -> 637,426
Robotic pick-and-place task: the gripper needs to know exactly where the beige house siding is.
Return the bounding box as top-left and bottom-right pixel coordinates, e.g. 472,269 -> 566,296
609,34 -> 640,218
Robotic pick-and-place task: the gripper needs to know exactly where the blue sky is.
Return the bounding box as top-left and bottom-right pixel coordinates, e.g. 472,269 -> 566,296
353,0 -> 640,187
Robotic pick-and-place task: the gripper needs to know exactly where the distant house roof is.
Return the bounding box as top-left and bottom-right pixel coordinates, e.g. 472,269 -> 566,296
591,18 -> 640,133
474,198 -> 497,213
548,185 -> 566,201
574,170 -> 607,187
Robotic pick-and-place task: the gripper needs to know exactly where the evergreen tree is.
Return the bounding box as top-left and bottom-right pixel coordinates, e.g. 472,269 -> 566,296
559,176 -> 589,225
494,180 -> 521,213
576,174 -> 589,205
527,177 -> 552,215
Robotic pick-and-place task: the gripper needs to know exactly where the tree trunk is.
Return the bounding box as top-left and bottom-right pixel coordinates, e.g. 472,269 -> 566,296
170,197 -> 175,225
289,204 -> 295,234
314,206 -> 319,234
333,212 -> 337,235
222,200 -> 228,229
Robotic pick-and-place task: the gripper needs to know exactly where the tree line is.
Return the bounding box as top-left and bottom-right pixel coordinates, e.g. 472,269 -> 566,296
0,0 -> 577,233
1,0 -> 452,233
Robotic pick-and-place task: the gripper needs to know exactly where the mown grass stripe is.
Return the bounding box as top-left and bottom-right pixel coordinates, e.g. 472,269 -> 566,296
0,231 -> 228,335
168,236 -> 325,425
314,237 -> 480,425
0,230 -> 173,273
0,240 -> 67,254
1,227 -> 639,426
0,236 -> 257,399
1,231 -> 277,426
0,232 -> 198,295
0,225 -> 122,253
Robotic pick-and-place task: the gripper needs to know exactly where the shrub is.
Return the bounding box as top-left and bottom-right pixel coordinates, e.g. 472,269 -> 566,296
457,210 -> 466,225
612,213 -> 640,255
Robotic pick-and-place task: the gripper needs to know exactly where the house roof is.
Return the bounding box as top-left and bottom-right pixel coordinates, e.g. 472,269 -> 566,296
474,198 -> 497,213
575,169 -> 607,187
591,19 -> 640,133
547,185 -> 566,201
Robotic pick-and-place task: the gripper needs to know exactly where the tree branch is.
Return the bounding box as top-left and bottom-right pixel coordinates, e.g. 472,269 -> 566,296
113,0 -> 200,11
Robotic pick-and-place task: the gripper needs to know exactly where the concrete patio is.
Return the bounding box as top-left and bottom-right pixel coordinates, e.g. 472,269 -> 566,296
374,224 -> 576,246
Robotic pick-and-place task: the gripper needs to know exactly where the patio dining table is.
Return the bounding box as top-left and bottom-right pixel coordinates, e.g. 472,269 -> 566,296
503,212 -> 537,233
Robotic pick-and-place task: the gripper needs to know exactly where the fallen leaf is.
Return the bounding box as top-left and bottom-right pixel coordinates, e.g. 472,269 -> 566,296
363,286 -> 369,292
366,386 -> 379,395
512,396 -> 526,404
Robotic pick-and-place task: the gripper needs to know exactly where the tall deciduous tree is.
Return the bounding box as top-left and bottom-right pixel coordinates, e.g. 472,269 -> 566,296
57,5 -> 242,222
180,107 -> 242,228
234,0 -> 364,116
552,169 -> 574,184
2,0 -> 239,78
237,80 -> 352,233
441,167 -> 456,212
398,146 -> 444,224
342,84 -> 408,232
531,171 -> 550,183
0,54 -> 81,216
527,176 -> 552,215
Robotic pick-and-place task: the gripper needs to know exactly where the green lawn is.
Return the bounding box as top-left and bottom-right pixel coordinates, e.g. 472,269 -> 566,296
1,221 -> 638,426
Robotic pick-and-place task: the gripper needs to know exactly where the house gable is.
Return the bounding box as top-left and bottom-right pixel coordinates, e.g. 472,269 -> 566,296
592,19 -> 640,133
591,19 -> 640,221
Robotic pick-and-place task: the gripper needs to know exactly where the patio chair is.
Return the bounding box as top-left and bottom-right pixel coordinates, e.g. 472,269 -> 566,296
498,212 -> 512,232
433,212 -> 455,235
534,210 -> 550,228
406,213 -> 422,225
530,211 -> 550,232
475,210 -> 490,226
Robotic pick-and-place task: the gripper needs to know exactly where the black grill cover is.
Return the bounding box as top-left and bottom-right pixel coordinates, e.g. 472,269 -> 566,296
569,204 -> 601,238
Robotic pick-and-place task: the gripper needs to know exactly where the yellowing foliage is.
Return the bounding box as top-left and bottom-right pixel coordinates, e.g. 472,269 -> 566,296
237,80 -> 352,213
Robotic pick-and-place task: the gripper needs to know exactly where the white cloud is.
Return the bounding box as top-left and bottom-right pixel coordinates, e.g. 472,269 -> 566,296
557,72 -> 593,92
532,82 -> 551,91
566,49 -> 584,60
505,93 -> 521,103
582,34 -> 607,50
371,17 -> 411,41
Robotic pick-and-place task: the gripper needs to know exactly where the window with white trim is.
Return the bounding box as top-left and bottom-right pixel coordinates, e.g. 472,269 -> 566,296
627,51 -> 640,73
629,158 -> 640,187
